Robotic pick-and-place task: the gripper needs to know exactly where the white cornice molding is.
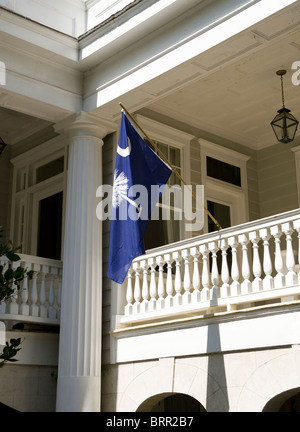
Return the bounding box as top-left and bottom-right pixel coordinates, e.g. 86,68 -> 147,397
0,7 -> 78,61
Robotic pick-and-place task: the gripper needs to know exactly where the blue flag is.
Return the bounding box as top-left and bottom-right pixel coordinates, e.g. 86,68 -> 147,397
107,112 -> 172,284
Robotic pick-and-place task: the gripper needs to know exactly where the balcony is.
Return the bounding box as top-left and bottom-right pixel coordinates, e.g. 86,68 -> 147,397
0,254 -> 62,327
1,209 -> 300,331
120,209 -> 300,327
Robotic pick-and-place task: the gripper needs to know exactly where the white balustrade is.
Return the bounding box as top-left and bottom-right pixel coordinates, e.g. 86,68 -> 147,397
122,210 -> 300,324
0,254 -> 62,325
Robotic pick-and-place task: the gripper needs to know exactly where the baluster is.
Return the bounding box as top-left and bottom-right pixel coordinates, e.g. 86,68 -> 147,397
209,241 -> 219,300
271,225 -> 285,288
156,256 -> 165,310
173,251 -> 182,307
220,238 -> 230,298
48,270 -> 57,320
20,262 -> 29,316
200,244 -> 210,301
191,246 -> 201,303
238,234 -> 251,294
0,296 -> 5,314
259,228 -> 274,290
30,264 -> 39,316
148,258 -> 157,312
293,219 -> 300,284
164,254 -> 174,309
57,271 -> 62,320
39,271 -> 47,318
282,222 -> 297,286
140,260 -> 149,314
249,231 -> 262,292
9,260 -> 20,315
125,268 -> 133,316
0,258 -> 7,313
182,249 -> 192,305
133,262 -> 141,314
228,236 -> 240,296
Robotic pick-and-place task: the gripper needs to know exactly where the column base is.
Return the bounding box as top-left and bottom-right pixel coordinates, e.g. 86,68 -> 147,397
56,376 -> 101,412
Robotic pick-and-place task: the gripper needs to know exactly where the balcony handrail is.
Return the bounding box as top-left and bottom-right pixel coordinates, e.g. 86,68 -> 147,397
140,208 -> 300,261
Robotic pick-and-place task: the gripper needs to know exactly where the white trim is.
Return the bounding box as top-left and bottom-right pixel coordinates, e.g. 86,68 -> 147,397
199,139 -> 250,231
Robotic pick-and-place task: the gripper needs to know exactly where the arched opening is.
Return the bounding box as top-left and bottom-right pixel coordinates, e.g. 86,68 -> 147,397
263,389 -> 300,412
137,393 -> 206,412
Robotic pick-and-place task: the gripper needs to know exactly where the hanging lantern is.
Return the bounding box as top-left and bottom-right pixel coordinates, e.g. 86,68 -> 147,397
270,70 -> 298,143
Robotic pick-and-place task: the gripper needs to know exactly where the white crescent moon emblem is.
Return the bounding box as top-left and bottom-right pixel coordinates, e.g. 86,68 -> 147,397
117,137 -> 131,157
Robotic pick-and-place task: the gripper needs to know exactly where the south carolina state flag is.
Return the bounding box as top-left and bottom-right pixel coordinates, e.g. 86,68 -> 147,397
107,112 -> 172,284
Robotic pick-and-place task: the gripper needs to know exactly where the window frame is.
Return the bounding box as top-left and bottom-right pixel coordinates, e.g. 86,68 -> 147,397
199,139 -> 250,232
10,136 -> 67,257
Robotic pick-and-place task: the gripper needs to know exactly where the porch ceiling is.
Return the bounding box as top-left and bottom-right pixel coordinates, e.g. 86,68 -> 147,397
144,21 -> 300,150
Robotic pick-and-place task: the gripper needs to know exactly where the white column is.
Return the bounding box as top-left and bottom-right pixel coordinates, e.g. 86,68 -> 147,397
56,113 -> 107,412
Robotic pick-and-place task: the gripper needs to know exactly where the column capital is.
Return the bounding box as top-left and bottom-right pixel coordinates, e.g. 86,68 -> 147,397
55,111 -> 117,140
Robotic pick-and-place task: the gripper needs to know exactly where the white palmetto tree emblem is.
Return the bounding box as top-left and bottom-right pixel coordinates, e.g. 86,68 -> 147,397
112,169 -> 142,215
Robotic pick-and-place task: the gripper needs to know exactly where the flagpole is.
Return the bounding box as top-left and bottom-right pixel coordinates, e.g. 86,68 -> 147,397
119,103 -> 222,231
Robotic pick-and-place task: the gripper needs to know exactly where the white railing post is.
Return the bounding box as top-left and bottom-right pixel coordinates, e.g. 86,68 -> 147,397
282,222 -> 297,286
30,264 -> 40,317
209,241 -> 219,300
164,253 -> 174,309
0,258 -> 7,314
220,238 -> 230,298
48,269 -> 57,320
19,260 -> 29,316
260,228 -> 274,290
249,231 -> 262,292
228,236 -> 240,296
57,271 -> 62,320
173,251 -> 182,307
9,260 -> 20,315
182,249 -> 192,305
271,225 -> 285,288
140,259 -> 149,314
148,258 -> 157,312
293,219 -> 300,284
200,244 -> 210,301
156,255 -> 165,310
133,262 -> 141,314
125,269 -> 133,316
191,246 -> 201,303
39,269 -> 48,318
238,234 -> 251,294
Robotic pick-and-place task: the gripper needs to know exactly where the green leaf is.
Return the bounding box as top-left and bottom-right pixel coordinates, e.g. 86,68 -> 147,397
6,251 -> 20,262
4,268 -> 14,281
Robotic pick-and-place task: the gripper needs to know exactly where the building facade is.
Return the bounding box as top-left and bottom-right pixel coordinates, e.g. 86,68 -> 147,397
0,0 -> 300,412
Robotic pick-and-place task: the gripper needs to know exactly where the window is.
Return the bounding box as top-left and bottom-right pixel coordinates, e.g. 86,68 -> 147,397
199,139 -> 250,231
37,192 -> 63,260
36,157 -> 64,184
207,200 -> 231,233
10,138 -> 66,259
144,141 -> 182,250
206,156 -> 241,187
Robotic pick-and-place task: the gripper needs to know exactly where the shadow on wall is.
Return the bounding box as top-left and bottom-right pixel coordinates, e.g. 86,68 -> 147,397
206,323 -> 229,412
